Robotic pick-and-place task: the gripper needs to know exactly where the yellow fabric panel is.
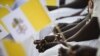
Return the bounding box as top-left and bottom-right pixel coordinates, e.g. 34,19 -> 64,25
21,0 -> 51,31
0,0 -> 15,7
46,0 -> 57,6
0,8 -> 9,18
0,0 -> 14,18
2,39 -> 26,56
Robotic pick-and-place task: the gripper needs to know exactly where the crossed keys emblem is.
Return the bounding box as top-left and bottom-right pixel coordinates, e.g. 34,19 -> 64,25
12,18 -> 27,34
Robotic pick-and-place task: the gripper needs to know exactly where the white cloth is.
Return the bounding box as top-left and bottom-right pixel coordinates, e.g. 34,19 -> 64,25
39,25 -> 54,40
80,7 -> 88,15
65,0 -> 75,5
97,36 -> 100,56
55,16 -> 85,23
49,8 -> 82,21
21,37 -> 39,56
67,39 -> 99,48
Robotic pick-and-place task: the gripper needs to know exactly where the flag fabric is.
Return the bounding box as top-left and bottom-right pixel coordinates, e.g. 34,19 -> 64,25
2,8 -> 35,42
46,0 -> 58,6
2,39 -> 26,56
0,0 -> 51,56
20,0 -> 51,31
0,24 -> 8,39
1,0 -> 51,42
0,0 -> 14,7
0,7 -> 9,18
0,0 -> 15,18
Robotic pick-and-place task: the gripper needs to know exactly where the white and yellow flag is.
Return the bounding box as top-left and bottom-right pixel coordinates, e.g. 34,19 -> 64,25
1,0 -> 51,41
2,8 -> 35,42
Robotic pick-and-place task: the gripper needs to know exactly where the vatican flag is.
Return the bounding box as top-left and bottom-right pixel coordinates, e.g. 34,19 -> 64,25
20,0 -> 51,31
2,39 -> 26,56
